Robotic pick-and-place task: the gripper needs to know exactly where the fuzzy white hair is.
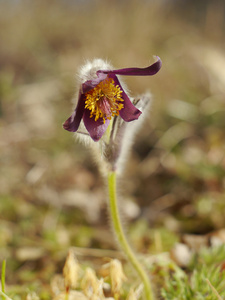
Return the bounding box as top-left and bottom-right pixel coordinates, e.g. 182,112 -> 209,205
116,92 -> 152,174
78,58 -> 112,82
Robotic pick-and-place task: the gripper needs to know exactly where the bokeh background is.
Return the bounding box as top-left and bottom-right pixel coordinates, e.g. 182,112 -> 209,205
0,0 -> 225,297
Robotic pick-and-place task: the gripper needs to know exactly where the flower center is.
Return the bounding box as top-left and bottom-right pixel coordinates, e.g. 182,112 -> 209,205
85,78 -> 124,123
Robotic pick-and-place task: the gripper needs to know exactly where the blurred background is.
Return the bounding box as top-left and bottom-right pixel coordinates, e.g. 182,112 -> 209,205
0,0 -> 225,297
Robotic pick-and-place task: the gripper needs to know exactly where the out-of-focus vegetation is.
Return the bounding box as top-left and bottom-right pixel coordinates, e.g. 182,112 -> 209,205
0,0 -> 225,299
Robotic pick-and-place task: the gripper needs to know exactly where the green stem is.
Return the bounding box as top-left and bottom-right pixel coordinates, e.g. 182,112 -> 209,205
1,260 -> 6,300
108,171 -> 154,300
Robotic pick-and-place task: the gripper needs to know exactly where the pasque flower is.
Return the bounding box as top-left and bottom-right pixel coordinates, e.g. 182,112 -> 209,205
63,57 -> 162,141
63,58 -> 162,300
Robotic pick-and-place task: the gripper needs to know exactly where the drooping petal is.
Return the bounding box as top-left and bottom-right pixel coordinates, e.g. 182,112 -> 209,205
81,72 -> 108,94
97,56 -> 162,77
63,91 -> 85,132
83,109 -> 110,141
108,74 -> 142,122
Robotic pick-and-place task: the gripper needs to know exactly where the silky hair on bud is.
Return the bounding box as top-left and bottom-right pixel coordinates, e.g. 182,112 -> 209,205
116,92 -> 153,174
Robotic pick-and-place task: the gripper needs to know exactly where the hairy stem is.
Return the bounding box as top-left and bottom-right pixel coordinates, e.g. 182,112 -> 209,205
108,171 -> 154,300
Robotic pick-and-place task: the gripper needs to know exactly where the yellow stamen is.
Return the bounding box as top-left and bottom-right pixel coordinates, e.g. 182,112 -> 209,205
85,78 -> 124,123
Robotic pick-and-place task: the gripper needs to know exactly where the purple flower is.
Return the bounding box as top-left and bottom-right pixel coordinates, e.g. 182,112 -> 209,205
63,57 -> 162,142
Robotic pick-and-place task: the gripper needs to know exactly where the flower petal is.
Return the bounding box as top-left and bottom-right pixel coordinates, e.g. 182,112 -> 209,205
108,74 -> 142,122
81,72 -> 108,94
83,109 -> 110,141
63,91 -> 85,132
97,56 -> 162,76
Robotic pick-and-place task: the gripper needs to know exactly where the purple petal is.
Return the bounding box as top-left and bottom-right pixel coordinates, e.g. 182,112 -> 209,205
81,73 -> 108,94
108,74 -> 142,122
97,56 -> 162,76
63,91 -> 85,132
83,109 -> 110,141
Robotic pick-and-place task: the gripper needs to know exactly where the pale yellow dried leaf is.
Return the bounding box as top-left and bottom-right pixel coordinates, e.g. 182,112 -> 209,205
110,259 -> 127,296
81,267 -> 105,299
63,248 -> 80,289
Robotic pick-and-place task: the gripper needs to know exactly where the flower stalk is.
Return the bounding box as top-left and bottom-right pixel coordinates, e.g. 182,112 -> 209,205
108,171 -> 154,300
